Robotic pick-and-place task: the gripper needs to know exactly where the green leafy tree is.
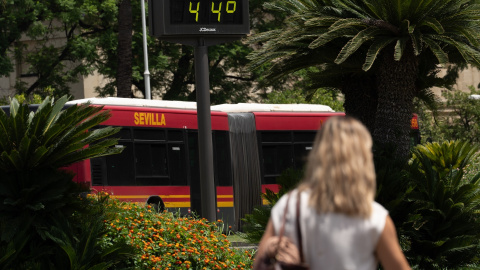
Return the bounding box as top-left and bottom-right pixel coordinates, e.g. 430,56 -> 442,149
1,0 -> 118,98
416,86 -> 480,144
248,0 -> 480,159
441,87 -> 480,143
0,96 -> 134,268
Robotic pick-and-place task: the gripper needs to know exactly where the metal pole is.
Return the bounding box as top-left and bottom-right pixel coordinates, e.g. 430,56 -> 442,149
194,44 -> 216,221
141,0 -> 151,99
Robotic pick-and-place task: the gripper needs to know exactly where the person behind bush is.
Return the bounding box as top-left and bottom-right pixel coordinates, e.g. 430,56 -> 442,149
254,116 -> 410,270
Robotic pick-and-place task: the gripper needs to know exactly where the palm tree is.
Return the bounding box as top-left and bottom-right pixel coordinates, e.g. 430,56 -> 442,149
248,0 -> 480,159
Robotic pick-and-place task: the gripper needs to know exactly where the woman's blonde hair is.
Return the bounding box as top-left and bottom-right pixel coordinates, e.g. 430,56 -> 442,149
299,116 -> 376,218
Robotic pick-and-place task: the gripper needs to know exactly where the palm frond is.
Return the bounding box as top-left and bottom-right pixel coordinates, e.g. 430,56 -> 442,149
335,27 -> 385,64
309,25 -> 363,49
393,38 -> 407,61
422,36 -> 449,64
362,37 -> 397,70
421,17 -> 445,34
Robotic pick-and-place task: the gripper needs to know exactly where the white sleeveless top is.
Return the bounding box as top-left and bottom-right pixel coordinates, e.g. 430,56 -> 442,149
270,189 -> 388,270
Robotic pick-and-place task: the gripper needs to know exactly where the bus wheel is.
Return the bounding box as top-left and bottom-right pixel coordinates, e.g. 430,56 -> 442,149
146,195 -> 165,213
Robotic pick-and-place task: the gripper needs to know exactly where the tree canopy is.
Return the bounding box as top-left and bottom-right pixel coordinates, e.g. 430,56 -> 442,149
248,0 -> 480,158
1,0 -> 288,104
0,0 -> 118,97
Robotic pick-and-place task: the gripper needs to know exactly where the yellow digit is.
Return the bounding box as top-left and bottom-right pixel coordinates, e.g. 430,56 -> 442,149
189,1 -> 200,22
211,2 -> 222,22
226,1 -> 236,13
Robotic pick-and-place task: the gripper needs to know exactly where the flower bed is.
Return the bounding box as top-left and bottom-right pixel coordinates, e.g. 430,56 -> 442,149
95,193 -> 254,269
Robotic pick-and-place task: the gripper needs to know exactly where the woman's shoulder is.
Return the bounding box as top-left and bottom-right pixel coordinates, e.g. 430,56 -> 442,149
272,190 -> 296,211
271,189 -> 304,216
370,201 -> 389,231
372,201 -> 388,216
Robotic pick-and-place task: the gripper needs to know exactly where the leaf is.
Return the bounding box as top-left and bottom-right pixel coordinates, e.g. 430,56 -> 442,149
362,37 -> 396,71
25,203 -> 45,211
422,36 -> 449,64
394,38 -> 407,61
309,20 -> 364,49
421,17 -> 445,34
335,27 -> 384,64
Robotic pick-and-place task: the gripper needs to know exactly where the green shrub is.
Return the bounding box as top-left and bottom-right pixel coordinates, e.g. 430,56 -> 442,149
404,141 -> 480,269
0,96 -> 132,269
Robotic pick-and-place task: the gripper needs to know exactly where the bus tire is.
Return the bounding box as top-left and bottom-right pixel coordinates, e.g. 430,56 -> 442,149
146,195 -> 165,213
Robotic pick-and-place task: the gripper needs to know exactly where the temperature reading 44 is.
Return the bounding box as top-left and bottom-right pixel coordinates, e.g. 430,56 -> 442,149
171,0 -> 242,24
149,0 -> 249,36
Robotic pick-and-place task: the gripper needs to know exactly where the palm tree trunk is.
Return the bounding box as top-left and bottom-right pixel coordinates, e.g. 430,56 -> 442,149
116,0 -> 133,98
341,74 -> 378,134
374,44 -> 418,159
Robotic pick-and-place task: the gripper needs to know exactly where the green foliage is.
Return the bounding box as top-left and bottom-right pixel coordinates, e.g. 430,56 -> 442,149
0,95 -> 130,268
441,86 -> 480,143
416,86 -> 480,144
0,93 -> 44,106
1,0 -> 118,97
239,205 -> 273,244
263,87 -> 344,112
0,96 -> 123,171
403,141 -> 480,269
45,201 -> 136,270
241,168 -> 303,243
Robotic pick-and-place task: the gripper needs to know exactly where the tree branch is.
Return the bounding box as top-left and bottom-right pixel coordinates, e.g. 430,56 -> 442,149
224,75 -> 255,81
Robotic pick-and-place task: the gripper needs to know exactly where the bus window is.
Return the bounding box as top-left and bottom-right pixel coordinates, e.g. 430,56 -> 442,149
135,142 -> 169,185
293,144 -> 311,170
91,127 -> 134,186
293,131 -> 316,142
106,142 -> 135,185
261,131 -> 292,143
134,128 -> 166,141
262,144 -> 293,184
168,130 -> 184,142
168,143 -> 188,186
214,131 -> 233,186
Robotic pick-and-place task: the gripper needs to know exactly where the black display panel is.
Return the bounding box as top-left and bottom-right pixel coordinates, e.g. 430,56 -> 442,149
171,0 -> 243,24
149,0 -> 249,36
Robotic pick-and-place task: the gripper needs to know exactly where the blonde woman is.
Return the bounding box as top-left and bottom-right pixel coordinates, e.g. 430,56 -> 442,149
254,116 -> 410,270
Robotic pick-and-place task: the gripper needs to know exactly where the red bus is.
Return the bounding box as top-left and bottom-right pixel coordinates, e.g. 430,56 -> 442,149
65,98 -> 341,229
62,98 -> 420,228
